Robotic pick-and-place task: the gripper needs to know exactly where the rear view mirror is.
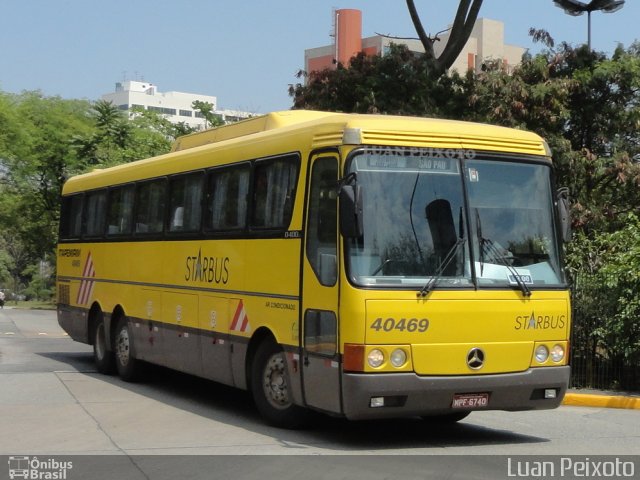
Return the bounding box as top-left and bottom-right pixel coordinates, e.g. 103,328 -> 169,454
556,187 -> 571,243
339,185 -> 363,238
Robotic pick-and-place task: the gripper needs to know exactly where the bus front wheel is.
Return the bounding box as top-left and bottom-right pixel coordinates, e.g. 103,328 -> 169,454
114,317 -> 143,382
93,317 -> 115,374
250,339 -> 311,429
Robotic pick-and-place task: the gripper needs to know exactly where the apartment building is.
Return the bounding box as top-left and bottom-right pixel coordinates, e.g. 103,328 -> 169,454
305,9 -> 526,75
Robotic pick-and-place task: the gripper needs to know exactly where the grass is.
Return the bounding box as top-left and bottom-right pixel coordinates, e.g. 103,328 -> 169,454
6,300 -> 56,310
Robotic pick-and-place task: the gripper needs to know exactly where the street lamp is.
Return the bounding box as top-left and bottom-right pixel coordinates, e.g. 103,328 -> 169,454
553,0 -> 625,50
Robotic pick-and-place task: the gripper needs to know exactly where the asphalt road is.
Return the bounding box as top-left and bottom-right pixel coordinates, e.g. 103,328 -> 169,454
0,308 -> 638,479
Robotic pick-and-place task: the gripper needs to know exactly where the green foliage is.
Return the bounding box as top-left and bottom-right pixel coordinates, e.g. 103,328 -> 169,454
568,215 -> 640,364
0,92 -> 179,297
72,100 -> 181,169
192,100 -> 223,129
0,92 -> 93,266
22,262 -> 54,301
290,44 -> 469,118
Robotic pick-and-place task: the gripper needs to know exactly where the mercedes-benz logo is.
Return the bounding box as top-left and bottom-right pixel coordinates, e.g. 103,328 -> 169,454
466,347 -> 485,370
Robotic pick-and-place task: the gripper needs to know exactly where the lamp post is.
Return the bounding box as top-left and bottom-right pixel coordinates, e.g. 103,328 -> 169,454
553,0 -> 625,50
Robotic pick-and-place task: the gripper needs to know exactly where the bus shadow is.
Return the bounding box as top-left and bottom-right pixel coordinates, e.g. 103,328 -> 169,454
310,416 -> 547,451
40,353 -> 549,452
38,350 -> 97,372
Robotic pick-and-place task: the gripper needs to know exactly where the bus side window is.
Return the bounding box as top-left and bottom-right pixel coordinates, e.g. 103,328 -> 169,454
82,190 -> 107,238
251,156 -> 299,229
206,164 -> 250,232
306,157 -> 338,286
106,185 -> 134,236
168,172 -> 203,233
304,310 -> 337,356
60,194 -> 84,240
135,179 -> 167,235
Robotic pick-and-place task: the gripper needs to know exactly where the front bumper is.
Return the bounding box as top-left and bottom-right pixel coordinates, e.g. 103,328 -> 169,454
341,366 -> 570,420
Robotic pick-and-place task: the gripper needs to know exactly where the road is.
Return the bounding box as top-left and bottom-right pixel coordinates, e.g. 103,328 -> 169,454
0,308 -> 638,479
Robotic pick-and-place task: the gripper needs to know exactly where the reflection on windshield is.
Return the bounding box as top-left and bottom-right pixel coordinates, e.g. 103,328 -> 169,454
345,151 -> 564,289
466,160 -> 562,287
346,153 -> 471,287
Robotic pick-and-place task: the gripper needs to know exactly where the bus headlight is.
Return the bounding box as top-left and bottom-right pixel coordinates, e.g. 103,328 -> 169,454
367,349 -> 385,368
551,344 -> 565,363
535,345 -> 549,363
390,349 -> 407,368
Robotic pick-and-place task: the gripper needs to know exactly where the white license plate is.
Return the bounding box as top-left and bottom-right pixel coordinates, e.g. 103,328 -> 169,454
451,393 -> 490,409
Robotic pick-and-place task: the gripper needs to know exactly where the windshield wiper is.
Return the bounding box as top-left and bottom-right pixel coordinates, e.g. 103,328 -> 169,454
481,237 -> 532,297
418,237 -> 466,297
475,209 -> 485,276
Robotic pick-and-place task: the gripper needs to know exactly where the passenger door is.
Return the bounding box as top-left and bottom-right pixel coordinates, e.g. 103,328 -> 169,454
301,153 -> 341,414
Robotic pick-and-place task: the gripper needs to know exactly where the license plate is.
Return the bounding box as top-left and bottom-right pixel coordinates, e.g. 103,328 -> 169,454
451,393 -> 490,409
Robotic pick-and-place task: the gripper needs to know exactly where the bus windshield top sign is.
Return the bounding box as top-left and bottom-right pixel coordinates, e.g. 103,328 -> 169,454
356,149 -> 464,174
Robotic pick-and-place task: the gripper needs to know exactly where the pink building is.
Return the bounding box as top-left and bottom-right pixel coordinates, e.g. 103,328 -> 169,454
305,9 -> 525,74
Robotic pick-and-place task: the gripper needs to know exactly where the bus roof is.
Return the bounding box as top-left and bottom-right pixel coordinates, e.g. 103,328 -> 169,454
62,110 -> 549,194
170,110 -> 547,155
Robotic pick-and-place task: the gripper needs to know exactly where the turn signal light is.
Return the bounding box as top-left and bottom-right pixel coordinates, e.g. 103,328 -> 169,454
344,344 -> 365,372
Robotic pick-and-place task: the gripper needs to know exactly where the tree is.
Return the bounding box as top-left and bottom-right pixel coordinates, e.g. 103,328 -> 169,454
0,89 -> 188,302
192,100 -> 223,129
406,0 -> 484,76
73,100 -> 179,169
290,44 -> 468,116
1,92 -> 94,260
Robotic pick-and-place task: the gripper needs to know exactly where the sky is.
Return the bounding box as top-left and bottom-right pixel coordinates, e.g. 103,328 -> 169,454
1,1 -> 638,114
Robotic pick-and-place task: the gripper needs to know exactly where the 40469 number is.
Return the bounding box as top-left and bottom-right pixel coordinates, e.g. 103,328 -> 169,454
370,317 -> 429,333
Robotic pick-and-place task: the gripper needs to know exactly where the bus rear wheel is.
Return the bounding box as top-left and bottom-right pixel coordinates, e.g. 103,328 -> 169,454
114,317 -> 143,382
93,317 -> 115,374
250,339 -> 311,429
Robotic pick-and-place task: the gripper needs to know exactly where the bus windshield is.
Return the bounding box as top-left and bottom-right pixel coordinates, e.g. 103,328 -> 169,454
345,150 -> 564,289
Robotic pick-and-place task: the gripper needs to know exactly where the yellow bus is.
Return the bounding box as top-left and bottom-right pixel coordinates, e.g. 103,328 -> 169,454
57,111 -> 572,428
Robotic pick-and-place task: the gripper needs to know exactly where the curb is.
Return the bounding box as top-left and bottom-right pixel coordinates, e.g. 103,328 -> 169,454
562,393 -> 640,410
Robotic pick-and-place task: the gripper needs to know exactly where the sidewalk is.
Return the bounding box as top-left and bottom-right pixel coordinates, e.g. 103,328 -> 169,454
563,389 -> 640,410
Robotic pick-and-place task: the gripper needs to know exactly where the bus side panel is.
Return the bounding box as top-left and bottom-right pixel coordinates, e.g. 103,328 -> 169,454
57,246 -> 91,344
199,295 -> 234,385
57,304 -> 89,344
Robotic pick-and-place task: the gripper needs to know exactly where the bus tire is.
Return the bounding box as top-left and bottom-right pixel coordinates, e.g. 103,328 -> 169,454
114,317 -> 143,382
250,339 -> 311,429
93,317 -> 115,374
421,411 -> 470,423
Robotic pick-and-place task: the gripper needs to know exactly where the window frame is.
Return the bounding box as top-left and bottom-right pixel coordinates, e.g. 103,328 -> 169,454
59,193 -> 85,241
133,177 -> 168,238
249,154 -> 300,232
81,189 -> 108,239
105,183 -> 136,238
166,170 -> 205,236
204,162 -> 251,235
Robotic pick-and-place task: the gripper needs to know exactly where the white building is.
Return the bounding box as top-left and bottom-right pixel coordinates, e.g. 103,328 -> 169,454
102,81 -> 256,129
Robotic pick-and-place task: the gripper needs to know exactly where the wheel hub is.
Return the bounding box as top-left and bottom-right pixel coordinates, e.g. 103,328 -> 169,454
116,327 -> 130,367
263,354 -> 290,409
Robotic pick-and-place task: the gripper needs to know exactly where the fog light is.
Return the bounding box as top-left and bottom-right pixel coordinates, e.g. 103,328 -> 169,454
370,397 -> 385,408
367,349 -> 384,368
551,344 -> 565,363
545,389 -> 557,399
535,345 -> 549,363
390,349 -> 407,368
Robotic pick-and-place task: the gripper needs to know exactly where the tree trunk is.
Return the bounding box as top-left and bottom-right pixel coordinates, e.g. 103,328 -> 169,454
406,0 -> 483,76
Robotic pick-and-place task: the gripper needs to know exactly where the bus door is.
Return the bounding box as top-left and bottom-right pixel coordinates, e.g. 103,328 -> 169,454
301,153 -> 341,413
